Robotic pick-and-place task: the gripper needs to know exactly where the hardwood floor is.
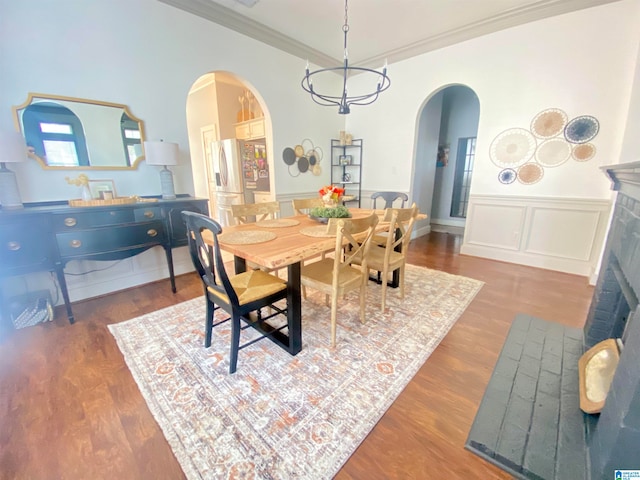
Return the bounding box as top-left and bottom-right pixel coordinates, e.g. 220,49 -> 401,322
0,232 -> 595,479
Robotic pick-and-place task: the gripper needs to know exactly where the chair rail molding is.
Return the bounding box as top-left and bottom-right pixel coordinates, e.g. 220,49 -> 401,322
461,194 -> 612,280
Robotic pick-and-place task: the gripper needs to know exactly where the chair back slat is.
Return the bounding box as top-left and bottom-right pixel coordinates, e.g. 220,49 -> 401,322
382,203 -> 419,253
231,201 -> 280,224
371,191 -> 408,209
183,211 -> 239,306
328,214 -> 379,281
292,197 -> 324,215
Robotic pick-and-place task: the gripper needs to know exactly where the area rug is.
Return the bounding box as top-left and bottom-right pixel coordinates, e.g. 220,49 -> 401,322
109,265 -> 483,479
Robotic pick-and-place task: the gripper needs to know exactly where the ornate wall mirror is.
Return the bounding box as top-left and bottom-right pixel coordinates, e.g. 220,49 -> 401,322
12,93 -> 146,170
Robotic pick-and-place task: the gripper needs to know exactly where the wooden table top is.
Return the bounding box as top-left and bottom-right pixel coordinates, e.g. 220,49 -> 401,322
207,209 -> 388,270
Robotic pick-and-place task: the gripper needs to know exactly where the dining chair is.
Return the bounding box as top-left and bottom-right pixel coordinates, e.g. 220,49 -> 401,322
182,211 -> 289,374
370,191 -> 408,209
230,201 -> 282,275
231,201 -> 280,224
292,197 -> 324,215
301,213 -> 379,347
352,203 -> 419,312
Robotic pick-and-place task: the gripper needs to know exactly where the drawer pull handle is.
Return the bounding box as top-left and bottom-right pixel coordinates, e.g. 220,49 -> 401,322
7,241 -> 21,251
64,217 -> 77,227
147,229 -> 158,237
70,239 -> 82,248
144,211 -> 155,218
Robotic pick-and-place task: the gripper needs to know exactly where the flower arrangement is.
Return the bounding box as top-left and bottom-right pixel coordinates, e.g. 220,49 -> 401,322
318,185 -> 344,206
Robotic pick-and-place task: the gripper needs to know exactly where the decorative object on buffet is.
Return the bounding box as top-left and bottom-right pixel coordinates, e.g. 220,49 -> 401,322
65,173 -> 93,201
301,0 -> 390,115
0,130 -> 27,209
88,179 -> 117,200
282,138 -> 323,177
489,107 -> 600,186
144,140 -> 178,199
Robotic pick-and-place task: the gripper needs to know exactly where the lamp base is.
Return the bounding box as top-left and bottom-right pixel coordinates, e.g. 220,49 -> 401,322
0,164 -> 24,209
159,166 -> 176,200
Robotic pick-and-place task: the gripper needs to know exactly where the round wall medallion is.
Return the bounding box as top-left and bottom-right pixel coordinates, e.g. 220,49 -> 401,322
498,168 -> 517,184
572,143 -> 596,162
282,147 -> 296,165
517,163 -> 544,185
535,138 -> 572,167
564,115 -> 599,144
489,128 -> 537,168
530,108 -> 568,138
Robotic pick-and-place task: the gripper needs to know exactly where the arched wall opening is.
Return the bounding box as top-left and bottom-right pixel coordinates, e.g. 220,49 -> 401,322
411,84 -> 480,237
185,70 -> 273,224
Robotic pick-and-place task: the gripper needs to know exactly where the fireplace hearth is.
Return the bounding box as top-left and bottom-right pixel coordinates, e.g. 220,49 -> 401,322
466,161 -> 640,479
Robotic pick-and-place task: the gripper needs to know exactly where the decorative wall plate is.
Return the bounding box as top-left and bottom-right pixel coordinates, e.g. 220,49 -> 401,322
535,138 -> 572,167
572,143 -> 596,162
282,147 -> 296,165
530,108 -> 568,138
498,168 -> 517,184
564,115 -> 599,144
517,163 -> 544,185
490,128 -> 537,168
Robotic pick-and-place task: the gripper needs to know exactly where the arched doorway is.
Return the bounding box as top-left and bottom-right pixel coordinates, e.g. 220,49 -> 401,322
185,71 -> 272,225
411,85 -> 479,236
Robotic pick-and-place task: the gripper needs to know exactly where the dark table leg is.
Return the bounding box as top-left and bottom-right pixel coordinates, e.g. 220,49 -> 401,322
235,257 -> 302,355
286,261 -> 302,354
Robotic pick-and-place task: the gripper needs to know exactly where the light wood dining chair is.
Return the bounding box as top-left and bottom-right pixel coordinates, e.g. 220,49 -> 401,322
182,211 -> 289,374
231,201 -> 280,224
301,213 -> 379,347
292,197 -> 324,215
352,203 -> 419,312
230,201 -> 282,275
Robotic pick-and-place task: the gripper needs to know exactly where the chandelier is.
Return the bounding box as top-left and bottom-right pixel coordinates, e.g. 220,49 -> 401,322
301,0 -> 390,115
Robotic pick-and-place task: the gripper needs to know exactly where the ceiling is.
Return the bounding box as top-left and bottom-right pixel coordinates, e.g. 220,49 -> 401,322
159,0 -> 619,69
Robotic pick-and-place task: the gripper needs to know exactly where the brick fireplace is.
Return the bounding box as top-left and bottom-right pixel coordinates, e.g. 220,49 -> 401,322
466,161 -> 640,479
583,163 -> 640,477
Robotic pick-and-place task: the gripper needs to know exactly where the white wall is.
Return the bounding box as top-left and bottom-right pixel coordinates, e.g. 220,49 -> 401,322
343,0 -> 640,277
0,0 -> 342,203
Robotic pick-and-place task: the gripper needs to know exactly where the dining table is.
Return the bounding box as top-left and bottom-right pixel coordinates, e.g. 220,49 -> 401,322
203,208 -> 389,356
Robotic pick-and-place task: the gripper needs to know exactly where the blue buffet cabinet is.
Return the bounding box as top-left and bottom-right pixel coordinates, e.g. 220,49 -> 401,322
0,196 -> 208,324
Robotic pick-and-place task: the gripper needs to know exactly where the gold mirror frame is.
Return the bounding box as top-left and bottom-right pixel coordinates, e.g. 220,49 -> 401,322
12,92 -> 146,170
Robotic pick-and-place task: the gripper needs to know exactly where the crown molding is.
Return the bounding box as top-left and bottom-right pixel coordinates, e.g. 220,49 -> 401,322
356,0 -> 621,69
159,0 -> 620,71
157,0 -> 340,68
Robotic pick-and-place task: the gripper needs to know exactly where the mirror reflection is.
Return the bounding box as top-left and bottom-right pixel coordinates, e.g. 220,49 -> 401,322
12,93 -> 146,170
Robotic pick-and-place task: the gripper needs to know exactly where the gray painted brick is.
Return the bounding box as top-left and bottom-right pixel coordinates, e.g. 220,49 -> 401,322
541,352 -> 562,375
513,371 -> 537,402
503,395 -> 534,434
518,355 -> 542,379
537,369 -> 561,396
495,424 -> 527,473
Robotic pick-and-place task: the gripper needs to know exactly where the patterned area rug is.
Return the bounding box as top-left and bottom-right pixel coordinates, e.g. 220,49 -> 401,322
109,265 -> 483,479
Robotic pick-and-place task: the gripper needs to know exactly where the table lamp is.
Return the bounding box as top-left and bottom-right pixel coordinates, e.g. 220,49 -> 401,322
144,140 -> 178,200
0,131 -> 27,209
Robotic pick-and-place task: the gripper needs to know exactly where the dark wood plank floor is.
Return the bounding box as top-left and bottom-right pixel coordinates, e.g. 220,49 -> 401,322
0,232 -> 595,479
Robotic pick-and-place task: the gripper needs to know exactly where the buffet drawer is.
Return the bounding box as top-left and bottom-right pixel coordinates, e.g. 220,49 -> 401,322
0,218 -> 55,272
52,209 -> 135,230
56,221 -> 166,257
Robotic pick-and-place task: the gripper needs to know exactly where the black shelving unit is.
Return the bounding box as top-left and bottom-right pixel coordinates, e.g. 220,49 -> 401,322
330,138 -> 362,207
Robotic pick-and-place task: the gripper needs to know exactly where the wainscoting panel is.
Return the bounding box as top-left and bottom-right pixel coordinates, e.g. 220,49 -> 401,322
461,194 -> 612,277
525,207 -> 602,261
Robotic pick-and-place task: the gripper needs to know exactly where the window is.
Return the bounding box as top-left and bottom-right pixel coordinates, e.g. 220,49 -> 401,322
22,103 -> 90,166
450,137 -> 476,218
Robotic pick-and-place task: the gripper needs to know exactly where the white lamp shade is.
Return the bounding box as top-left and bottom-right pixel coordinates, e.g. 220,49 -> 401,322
0,131 -> 28,163
144,140 -> 179,166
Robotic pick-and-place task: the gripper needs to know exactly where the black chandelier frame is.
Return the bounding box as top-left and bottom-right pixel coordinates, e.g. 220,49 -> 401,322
301,0 -> 390,115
